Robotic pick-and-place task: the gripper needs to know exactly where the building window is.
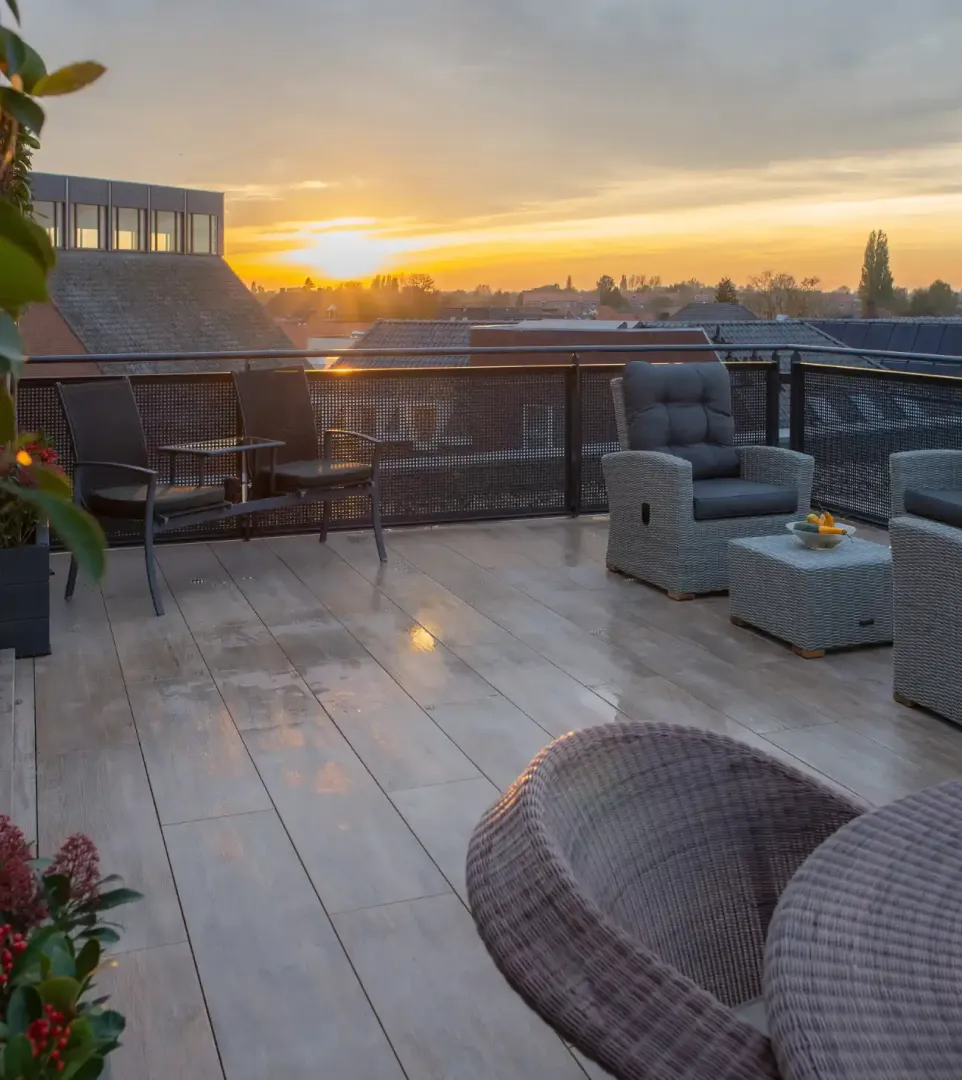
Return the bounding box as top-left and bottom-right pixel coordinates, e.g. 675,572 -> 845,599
189,213 -> 216,254
73,204 -> 106,249
152,210 -> 183,253
113,207 -> 146,251
33,201 -> 63,247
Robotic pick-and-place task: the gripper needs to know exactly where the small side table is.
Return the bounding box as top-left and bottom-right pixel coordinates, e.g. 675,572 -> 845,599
728,534 -> 892,658
159,436 -> 285,503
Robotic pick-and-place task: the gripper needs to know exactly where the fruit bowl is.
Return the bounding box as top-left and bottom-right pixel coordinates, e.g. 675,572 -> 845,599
787,516 -> 856,550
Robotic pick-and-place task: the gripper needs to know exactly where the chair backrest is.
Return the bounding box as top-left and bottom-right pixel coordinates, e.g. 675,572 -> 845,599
233,369 -> 318,464
616,360 -> 740,479
58,378 -> 150,491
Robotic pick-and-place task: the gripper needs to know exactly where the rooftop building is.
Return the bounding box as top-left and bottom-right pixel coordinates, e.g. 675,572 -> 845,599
21,173 -> 291,372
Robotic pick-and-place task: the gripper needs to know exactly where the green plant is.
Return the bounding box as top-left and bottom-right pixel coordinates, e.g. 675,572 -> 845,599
0,818 -> 141,1078
0,0 -> 106,578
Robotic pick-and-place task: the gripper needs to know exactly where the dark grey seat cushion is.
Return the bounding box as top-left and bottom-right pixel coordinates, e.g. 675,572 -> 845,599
692,478 -> 797,521
263,459 -> 372,491
622,361 -> 741,479
904,487 -> 962,529
88,483 -> 227,519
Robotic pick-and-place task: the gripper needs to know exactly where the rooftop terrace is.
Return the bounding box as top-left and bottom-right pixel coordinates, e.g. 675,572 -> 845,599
8,515 -> 962,1080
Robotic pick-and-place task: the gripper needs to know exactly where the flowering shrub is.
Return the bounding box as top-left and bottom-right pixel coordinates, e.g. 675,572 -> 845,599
0,437 -> 62,549
0,817 -> 141,1079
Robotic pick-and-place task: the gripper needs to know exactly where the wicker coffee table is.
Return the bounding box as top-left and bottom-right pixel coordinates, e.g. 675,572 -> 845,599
764,781 -> 962,1079
728,534 -> 892,658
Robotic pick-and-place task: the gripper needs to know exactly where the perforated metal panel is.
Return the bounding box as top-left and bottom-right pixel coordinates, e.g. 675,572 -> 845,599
795,364 -> 962,523
17,361 -> 776,545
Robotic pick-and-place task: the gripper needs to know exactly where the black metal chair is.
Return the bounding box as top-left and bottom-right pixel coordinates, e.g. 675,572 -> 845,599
232,368 -> 387,561
58,379 -> 229,616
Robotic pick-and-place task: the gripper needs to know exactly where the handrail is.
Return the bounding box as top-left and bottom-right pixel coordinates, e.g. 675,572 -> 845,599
24,341 -> 962,368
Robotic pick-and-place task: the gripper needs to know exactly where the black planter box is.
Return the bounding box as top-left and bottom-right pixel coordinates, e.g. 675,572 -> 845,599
0,534 -> 51,658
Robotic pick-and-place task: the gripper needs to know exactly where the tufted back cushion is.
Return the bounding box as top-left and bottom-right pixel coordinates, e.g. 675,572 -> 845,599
621,361 -> 740,479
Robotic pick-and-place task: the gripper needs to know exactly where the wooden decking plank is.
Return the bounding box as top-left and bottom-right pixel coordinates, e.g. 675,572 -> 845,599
165,810 -> 405,1080
244,720 -> 451,913
97,942 -> 223,1080
333,893 -> 587,1080
126,677 -> 271,825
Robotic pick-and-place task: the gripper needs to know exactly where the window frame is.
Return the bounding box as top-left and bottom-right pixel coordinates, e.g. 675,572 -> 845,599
189,213 -> 217,255
151,209 -> 184,253
112,206 -> 147,252
72,203 -> 107,250
33,201 -> 64,248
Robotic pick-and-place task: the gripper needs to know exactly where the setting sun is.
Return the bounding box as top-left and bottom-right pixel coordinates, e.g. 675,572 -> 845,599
289,225 -> 404,281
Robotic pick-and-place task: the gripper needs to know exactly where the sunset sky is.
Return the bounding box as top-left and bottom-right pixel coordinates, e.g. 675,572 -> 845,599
29,0 -> 962,290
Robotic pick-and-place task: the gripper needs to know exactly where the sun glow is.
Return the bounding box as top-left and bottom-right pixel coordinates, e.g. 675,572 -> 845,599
291,225 -> 405,280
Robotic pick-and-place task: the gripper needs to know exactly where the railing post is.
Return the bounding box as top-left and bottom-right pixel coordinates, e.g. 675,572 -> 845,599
565,353 -> 582,516
789,351 -> 805,452
766,355 -> 781,446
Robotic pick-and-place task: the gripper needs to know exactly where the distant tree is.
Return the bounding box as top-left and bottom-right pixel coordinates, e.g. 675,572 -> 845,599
909,280 -> 959,317
403,272 -> 440,318
475,283 -> 492,296
619,274 -> 628,292
715,277 -> 738,304
303,276 -> 315,290
859,230 -> 894,316
744,271 -> 823,319
597,275 -> 626,310
407,272 -> 437,293
565,274 -> 574,291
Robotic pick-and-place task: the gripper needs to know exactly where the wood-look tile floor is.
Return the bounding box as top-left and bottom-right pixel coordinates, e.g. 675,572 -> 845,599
12,516 -> 961,1080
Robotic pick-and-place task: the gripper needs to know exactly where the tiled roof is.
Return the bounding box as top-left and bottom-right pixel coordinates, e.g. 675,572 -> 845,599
644,319 -> 879,430
333,320 -> 472,368
644,319 -> 878,372
48,252 -> 293,373
669,302 -> 758,322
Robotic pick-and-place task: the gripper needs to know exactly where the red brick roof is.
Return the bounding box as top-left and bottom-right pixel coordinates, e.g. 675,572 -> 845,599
19,303 -> 101,378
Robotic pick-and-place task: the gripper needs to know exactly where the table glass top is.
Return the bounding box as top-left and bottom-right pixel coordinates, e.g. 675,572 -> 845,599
159,437 -> 285,455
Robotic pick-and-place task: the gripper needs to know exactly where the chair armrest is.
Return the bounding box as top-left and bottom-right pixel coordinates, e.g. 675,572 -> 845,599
602,450 -> 694,536
890,450 -> 962,516
738,446 -> 814,514
74,461 -> 157,479
322,429 -> 383,470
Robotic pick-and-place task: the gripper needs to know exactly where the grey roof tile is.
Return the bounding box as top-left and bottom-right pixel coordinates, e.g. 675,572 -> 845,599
49,251 -> 293,373
643,319 -> 878,372
669,302 -> 759,322
335,320 -> 471,368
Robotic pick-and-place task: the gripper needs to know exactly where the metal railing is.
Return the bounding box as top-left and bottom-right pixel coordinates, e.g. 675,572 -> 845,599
19,340 -> 962,538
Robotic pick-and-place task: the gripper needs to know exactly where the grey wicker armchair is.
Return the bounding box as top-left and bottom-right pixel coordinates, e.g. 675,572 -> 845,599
466,723 -> 863,1080
603,362 -> 813,597
890,450 -> 962,723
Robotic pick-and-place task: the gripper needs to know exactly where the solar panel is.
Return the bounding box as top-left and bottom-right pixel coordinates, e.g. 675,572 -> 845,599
937,326 -> 962,358
839,324 -> 869,349
913,324 -> 943,355
886,324 -> 919,354
863,324 -> 894,351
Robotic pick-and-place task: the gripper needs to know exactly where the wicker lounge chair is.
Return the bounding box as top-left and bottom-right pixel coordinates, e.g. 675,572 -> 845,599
890,449 -> 962,723
603,362 -> 813,597
466,723 -> 862,1080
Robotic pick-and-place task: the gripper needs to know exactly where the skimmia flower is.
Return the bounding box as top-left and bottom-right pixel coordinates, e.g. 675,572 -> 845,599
48,834 -> 101,901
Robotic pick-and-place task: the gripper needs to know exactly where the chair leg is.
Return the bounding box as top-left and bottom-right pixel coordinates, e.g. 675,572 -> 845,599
371,483 -> 387,562
319,497 -> 330,545
144,522 -> 164,617
65,555 -> 78,600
